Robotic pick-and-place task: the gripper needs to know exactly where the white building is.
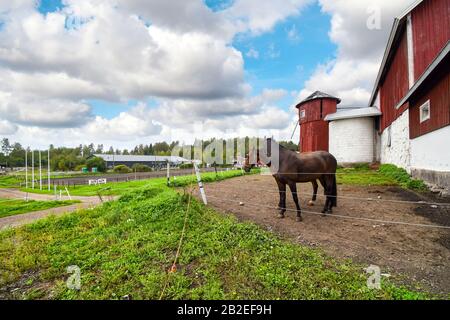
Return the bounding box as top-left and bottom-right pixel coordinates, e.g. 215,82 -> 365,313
325,108 -> 381,164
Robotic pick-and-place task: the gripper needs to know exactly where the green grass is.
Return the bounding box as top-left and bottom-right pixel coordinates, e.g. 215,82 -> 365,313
19,169 -> 249,197
336,167 -> 399,186
0,199 -> 80,219
0,171 -> 428,300
379,164 -> 427,191
0,170 -> 137,189
0,175 -> 22,188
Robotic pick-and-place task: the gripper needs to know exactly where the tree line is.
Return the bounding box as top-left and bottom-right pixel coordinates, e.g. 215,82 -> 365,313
0,137 -> 298,171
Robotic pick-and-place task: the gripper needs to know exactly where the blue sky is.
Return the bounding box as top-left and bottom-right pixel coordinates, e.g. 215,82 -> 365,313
38,0 -> 335,120
1,0 -> 412,147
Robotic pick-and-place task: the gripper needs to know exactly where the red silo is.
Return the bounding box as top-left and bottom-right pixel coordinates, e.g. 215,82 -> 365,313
295,91 -> 341,153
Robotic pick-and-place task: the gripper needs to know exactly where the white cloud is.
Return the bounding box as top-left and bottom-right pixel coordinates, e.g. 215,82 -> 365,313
0,0 -> 316,147
0,91 -> 93,128
299,0 -> 417,107
0,119 -> 18,135
0,1 -> 246,102
224,0 -> 313,35
84,104 -> 162,140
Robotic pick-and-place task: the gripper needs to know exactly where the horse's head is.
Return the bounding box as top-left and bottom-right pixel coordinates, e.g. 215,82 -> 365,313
243,148 -> 259,173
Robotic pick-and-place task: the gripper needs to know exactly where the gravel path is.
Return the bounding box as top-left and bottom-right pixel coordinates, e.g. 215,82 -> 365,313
0,188 -> 108,230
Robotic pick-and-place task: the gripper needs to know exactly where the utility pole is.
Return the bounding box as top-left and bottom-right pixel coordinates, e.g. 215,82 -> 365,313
39,151 -> 42,190
32,151 -> 35,189
25,148 -> 28,189
48,147 -> 51,191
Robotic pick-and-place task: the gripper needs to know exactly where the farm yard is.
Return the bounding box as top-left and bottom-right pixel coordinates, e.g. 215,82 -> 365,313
0,166 -> 448,299
0,0 -> 449,307
199,173 -> 450,295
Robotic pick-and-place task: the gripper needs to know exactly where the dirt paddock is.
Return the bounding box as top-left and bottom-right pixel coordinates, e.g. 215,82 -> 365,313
197,175 -> 450,295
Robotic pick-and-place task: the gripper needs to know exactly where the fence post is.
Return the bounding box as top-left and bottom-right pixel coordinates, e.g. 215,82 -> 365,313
166,162 -> 170,186
193,162 -> 207,205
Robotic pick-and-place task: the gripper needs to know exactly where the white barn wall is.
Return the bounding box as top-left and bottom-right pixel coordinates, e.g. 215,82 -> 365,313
410,126 -> 450,171
329,117 -> 375,163
380,110 -> 411,172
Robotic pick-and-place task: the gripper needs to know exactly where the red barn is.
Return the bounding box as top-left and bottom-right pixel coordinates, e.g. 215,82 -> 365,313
368,0 -> 450,190
295,91 -> 340,152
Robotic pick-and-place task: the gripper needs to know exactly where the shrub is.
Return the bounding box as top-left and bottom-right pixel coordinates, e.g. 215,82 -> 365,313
113,164 -> 132,173
379,164 -> 427,191
179,163 -> 193,169
86,157 -> 106,172
352,163 -> 370,170
131,163 -> 152,172
74,164 -> 86,172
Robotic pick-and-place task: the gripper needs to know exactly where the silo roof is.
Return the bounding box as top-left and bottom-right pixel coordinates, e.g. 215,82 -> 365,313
295,91 -> 341,108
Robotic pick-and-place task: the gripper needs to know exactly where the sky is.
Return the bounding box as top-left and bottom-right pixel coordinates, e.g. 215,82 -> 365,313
0,0 -> 417,149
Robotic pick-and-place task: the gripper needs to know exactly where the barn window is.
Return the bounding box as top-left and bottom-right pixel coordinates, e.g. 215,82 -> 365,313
419,100 -> 430,123
300,110 -> 306,119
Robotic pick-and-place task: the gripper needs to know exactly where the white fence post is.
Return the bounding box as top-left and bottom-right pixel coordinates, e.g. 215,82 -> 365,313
193,163 -> 207,205
166,162 -> 170,186
65,186 -> 72,201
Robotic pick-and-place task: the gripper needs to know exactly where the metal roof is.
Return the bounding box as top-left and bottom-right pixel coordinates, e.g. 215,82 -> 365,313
295,91 -> 341,108
93,154 -> 190,163
324,107 -> 381,121
368,0 -> 425,107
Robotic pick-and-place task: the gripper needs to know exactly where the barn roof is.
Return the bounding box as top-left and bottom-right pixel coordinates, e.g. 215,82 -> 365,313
93,154 -> 190,163
324,107 -> 381,121
295,90 -> 341,108
368,0 -> 425,107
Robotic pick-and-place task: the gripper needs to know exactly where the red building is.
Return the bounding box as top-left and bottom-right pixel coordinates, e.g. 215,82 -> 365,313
368,0 -> 450,189
295,91 -> 340,152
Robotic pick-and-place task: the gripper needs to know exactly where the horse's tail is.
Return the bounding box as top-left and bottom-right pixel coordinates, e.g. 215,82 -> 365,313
331,174 -> 337,207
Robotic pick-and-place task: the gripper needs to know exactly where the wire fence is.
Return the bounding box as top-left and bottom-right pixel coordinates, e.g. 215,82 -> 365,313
205,194 -> 450,230
204,182 -> 450,207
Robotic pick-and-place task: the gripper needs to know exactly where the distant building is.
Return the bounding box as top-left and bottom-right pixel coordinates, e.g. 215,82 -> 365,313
91,154 -> 190,169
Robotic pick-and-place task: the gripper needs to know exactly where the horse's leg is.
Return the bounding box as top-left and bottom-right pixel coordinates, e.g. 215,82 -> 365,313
324,175 -> 334,213
319,176 -> 330,214
288,182 -> 302,222
308,180 -> 318,206
312,180 -> 318,201
275,178 -> 286,218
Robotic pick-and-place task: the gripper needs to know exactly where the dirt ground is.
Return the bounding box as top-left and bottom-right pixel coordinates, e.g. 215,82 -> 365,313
196,175 -> 450,295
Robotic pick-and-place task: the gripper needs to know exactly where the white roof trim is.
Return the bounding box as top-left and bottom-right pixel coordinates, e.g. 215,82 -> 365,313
324,107 -> 381,121
395,41 -> 450,109
368,0 -> 425,107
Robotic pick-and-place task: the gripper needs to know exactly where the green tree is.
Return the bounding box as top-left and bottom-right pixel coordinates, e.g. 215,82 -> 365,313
86,157 -> 106,172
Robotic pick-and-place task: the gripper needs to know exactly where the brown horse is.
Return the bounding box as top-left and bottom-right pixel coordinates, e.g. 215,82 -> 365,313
244,138 -> 337,221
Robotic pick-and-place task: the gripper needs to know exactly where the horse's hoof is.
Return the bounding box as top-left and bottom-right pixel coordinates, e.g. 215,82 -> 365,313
296,216 -> 303,222
307,200 -> 314,206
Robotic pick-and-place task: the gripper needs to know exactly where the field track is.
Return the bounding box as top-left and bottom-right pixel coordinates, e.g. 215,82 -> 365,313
0,188 -> 110,230
197,174 -> 450,294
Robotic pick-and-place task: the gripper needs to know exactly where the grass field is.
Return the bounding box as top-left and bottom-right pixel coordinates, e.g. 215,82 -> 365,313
19,169 -> 249,197
0,169 -> 428,300
336,167 -> 399,186
0,170 -> 123,189
0,199 -> 80,219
